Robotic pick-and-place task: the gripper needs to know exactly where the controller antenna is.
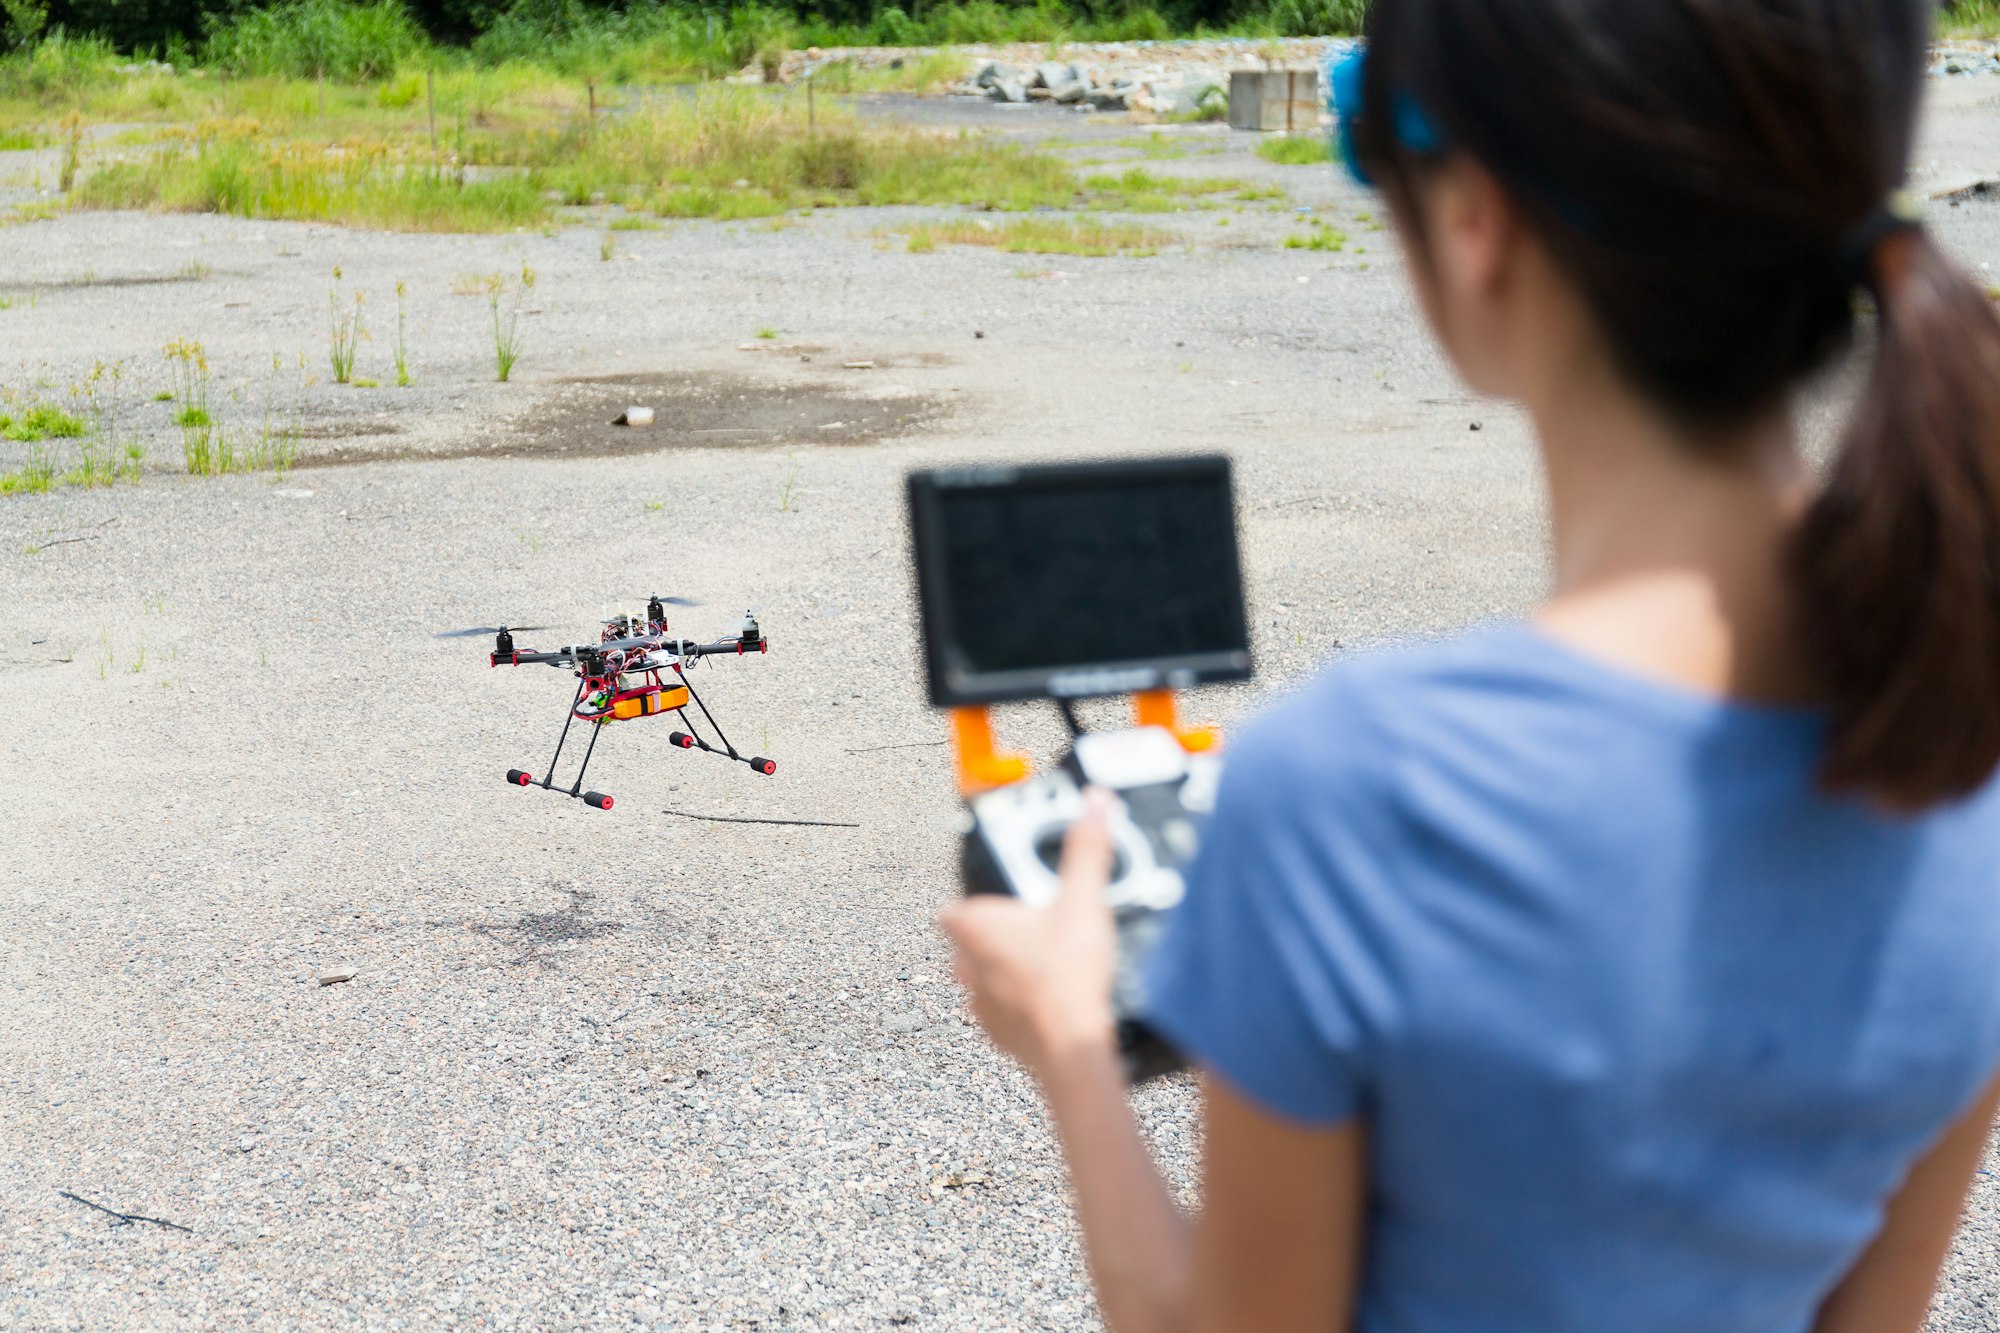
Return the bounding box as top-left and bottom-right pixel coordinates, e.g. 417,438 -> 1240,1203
1056,699 -> 1085,739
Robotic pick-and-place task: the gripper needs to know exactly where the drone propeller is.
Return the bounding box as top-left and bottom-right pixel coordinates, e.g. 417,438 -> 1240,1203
436,624 -> 552,639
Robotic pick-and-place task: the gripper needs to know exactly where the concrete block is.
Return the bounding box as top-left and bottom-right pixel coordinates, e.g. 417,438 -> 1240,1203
1228,67 -> 1322,132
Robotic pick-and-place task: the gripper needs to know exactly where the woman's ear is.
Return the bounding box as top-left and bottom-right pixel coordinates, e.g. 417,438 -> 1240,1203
1401,155 -> 1536,399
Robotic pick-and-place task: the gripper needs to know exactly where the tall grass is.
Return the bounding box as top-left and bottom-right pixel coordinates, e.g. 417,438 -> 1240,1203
71,88 -> 1088,229
204,0 -> 426,79
1940,0 -> 2000,38
74,121 -> 548,231
515,86 -> 1081,216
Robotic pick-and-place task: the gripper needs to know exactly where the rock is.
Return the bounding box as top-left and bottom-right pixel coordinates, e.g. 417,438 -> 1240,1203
613,406 -> 654,426
990,78 -> 1028,104
884,1012 -> 925,1034
1051,78 -> 1090,104
1033,61 -> 1072,90
1087,89 -> 1129,111
318,965 -> 357,986
973,61 -> 1015,89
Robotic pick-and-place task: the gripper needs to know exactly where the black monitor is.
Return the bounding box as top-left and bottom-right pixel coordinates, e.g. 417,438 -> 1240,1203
908,456 -> 1253,707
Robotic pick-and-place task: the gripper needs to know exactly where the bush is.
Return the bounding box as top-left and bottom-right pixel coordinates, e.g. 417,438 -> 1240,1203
1256,0 -> 1364,37
0,27 -> 117,100
205,0 -> 427,79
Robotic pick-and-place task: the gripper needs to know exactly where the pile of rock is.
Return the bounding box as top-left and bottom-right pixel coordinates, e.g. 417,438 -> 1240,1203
1932,40 -> 2000,78
964,58 -> 1229,114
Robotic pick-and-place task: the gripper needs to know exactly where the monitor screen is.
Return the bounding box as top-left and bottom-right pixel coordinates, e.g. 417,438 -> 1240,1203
908,456 -> 1253,706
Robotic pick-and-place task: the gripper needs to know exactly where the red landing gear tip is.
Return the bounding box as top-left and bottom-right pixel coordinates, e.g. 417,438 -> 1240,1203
583,791 -> 614,810
670,731 -> 696,749
750,757 -> 776,776
507,769 -> 533,786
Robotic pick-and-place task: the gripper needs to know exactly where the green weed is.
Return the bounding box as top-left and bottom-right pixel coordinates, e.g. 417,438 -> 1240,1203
392,279 -> 411,385
329,267 -> 364,383
1286,222 -> 1347,252
165,337 -> 220,473
487,263 -> 533,382
777,451 -> 799,511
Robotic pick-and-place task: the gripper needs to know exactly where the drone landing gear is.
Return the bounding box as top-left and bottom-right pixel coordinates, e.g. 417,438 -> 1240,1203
505,681 -> 622,810
666,671 -> 776,776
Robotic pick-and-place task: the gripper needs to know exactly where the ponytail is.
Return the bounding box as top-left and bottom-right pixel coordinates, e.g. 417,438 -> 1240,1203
1791,230 -> 2000,810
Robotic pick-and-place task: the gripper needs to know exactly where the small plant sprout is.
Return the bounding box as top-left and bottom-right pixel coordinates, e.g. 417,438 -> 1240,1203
393,281 -> 411,386
777,452 -> 800,512
600,232 -> 616,262
329,269 -> 366,384
488,264 -> 534,383
755,326 -> 779,340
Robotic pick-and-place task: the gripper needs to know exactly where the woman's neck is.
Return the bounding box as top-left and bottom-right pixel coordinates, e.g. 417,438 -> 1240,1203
1527,364 -> 1818,705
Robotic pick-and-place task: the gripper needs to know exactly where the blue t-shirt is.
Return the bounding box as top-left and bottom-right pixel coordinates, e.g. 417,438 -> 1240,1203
1146,622 -> 2000,1333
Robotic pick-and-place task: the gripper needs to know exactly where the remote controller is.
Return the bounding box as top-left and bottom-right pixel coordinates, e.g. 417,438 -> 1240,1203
960,725 -> 1220,1083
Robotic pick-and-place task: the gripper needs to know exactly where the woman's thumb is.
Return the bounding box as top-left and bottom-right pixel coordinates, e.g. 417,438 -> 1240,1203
1057,787 -> 1117,909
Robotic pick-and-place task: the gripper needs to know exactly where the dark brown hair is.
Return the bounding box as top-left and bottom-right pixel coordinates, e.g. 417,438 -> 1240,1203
1355,0 -> 2000,810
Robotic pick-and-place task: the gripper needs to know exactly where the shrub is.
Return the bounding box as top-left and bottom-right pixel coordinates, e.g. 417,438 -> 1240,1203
204,0 -> 427,80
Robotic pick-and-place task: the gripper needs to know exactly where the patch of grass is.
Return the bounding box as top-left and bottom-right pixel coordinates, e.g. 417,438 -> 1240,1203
755,326 -> 778,339
0,401 -> 87,441
518,87 -> 1081,220
1081,167 -> 1244,213
0,127 -> 42,150
176,256 -> 213,280
898,216 -> 1175,258
74,122 -> 549,233
67,87 -> 1085,230
1257,134 -> 1334,167
1,443 -> 55,494
1286,221 -> 1347,252
607,214 -> 662,231
808,51 -> 970,96
1105,133 -> 1192,161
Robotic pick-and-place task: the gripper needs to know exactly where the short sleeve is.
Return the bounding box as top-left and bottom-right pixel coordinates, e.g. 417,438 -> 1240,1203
1144,674 -> 1410,1125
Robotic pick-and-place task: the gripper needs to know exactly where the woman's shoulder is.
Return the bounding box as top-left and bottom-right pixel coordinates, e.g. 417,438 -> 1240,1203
1232,621 -> 1610,782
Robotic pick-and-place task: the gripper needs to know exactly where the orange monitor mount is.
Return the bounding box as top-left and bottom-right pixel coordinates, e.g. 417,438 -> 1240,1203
950,690 -> 1219,797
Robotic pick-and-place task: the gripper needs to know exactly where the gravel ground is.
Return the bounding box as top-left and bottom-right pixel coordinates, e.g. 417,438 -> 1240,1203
2,87 -> 1999,1332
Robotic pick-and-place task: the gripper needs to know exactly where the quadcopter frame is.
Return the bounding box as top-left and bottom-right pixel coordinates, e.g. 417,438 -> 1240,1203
490,609 -> 774,812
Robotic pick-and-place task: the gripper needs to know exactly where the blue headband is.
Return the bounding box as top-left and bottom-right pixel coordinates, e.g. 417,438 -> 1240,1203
1330,47 -> 1445,189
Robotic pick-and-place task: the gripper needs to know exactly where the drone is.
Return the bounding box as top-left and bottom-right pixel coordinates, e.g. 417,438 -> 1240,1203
443,595 -> 774,811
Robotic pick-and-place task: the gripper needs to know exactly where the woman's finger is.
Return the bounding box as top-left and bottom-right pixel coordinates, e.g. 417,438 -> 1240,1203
1057,788 -> 1118,908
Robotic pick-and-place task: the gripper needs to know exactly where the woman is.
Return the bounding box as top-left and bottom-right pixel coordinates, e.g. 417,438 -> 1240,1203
946,2 -> 2000,1330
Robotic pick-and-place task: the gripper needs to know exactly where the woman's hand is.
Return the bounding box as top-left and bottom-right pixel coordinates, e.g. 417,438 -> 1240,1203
942,787 -> 1121,1078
